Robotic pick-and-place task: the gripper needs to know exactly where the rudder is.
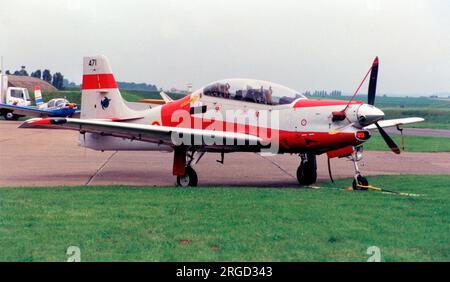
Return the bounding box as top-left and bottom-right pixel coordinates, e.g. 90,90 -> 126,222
81,55 -> 134,119
34,86 -> 44,108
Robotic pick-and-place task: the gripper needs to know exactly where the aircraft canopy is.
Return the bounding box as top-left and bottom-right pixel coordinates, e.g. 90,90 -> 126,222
194,79 -> 306,105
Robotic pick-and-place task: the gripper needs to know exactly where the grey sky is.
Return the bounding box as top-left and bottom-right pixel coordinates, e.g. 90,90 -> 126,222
1,0 -> 449,95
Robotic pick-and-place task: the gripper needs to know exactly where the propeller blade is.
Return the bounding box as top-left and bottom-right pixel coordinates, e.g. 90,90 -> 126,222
375,122 -> 400,154
368,56 -> 379,105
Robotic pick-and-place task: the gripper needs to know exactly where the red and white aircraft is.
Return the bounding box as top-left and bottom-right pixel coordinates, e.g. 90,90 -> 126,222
20,55 -> 423,188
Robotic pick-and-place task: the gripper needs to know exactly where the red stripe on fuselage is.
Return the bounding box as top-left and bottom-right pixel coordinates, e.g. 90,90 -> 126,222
159,96 -> 362,152
82,73 -> 117,90
293,99 -> 363,108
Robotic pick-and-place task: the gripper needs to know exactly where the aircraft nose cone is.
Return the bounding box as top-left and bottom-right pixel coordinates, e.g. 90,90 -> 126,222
357,104 -> 385,126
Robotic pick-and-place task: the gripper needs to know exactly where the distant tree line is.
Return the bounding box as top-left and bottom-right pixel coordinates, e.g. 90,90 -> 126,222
4,66 -> 159,92
4,66 -> 65,90
304,90 -> 342,97
117,82 -> 158,92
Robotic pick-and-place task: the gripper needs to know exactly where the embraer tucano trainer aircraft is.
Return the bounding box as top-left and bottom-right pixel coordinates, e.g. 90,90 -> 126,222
20,56 -> 423,188
0,86 -> 79,118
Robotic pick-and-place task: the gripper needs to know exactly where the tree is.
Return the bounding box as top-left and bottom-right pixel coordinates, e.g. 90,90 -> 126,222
19,66 -> 28,76
52,72 -> 64,90
31,70 -> 42,79
5,70 -> 10,75
42,69 -> 52,83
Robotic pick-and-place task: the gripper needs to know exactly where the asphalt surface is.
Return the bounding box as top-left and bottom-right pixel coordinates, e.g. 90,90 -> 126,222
0,121 -> 449,187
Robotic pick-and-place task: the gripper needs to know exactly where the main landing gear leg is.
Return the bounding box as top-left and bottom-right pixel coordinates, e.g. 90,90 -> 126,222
174,147 -> 198,187
296,153 -> 317,186
350,150 -> 368,191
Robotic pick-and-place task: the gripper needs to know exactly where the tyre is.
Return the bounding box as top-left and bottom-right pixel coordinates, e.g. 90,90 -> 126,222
296,162 -> 317,186
4,112 -> 19,120
176,166 -> 198,187
352,175 -> 369,191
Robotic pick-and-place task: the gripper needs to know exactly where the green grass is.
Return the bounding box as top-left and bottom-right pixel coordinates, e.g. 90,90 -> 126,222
364,134 -> 450,152
42,90 -> 83,106
382,108 -> 450,130
0,175 -> 449,262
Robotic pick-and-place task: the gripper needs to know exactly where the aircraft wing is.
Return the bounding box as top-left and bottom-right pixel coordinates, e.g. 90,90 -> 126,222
0,103 -> 79,118
19,117 -> 263,149
363,117 -> 425,130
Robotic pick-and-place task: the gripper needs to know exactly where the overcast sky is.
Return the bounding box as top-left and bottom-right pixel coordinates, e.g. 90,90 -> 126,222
0,0 -> 449,95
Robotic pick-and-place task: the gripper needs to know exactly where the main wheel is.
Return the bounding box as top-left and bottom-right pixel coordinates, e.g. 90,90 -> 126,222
4,112 -> 19,120
176,166 -> 198,187
296,155 -> 317,186
352,175 -> 368,191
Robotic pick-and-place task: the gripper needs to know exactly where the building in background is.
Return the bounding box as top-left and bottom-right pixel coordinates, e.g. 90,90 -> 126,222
6,75 -> 57,92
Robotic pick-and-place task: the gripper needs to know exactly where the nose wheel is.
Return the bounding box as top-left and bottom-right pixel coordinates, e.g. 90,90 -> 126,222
176,166 -> 198,187
352,175 -> 368,191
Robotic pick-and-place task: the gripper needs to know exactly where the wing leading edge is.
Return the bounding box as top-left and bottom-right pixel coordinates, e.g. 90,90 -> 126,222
363,117 -> 424,130
19,117 -> 263,149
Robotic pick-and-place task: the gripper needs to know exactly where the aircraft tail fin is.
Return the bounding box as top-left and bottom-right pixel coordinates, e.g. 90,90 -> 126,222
159,91 -> 173,103
34,86 -> 45,108
81,55 -> 136,119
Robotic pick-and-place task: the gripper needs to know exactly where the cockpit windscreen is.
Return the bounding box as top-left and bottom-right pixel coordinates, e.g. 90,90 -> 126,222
197,79 -> 306,105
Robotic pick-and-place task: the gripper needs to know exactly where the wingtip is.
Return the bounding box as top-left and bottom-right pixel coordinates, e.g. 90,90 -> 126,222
19,118 -> 50,128
19,117 -> 67,128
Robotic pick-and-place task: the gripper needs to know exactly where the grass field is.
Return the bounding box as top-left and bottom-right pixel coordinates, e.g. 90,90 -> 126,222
364,134 -> 450,152
0,175 -> 448,262
382,108 -> 450,130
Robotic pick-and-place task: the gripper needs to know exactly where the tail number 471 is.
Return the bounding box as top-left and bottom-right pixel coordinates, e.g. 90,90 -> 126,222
88,59 -> 97,66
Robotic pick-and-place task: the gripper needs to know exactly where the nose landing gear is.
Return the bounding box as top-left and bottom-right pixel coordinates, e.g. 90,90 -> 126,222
350,147 -> 368,191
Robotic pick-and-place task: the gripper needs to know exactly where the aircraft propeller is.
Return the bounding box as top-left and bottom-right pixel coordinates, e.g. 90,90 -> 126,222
365,57 -> 401,154
332,57 -> 401,154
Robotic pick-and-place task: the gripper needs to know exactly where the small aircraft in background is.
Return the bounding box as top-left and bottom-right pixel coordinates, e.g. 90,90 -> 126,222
20,55 -> 424,188
0,86 -> 79,119
138,91 -> 173,105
